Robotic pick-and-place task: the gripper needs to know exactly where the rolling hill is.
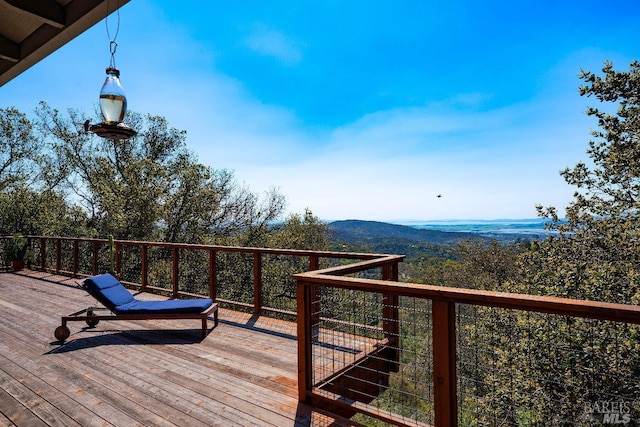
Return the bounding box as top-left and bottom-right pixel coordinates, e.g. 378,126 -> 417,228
328,220 -> 485,246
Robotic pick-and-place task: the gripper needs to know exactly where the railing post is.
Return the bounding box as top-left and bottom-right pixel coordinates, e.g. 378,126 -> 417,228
55,239 -> 61,273
209,249 -> 217,301
141,245 -> 148,292
297,279 -> 313,402
253,251 -> 262,315
382,262 -> 400,371
309,255 -> 320,334
25,236 -> 31,265
309,255 -> 319,271
72,240 -> 79,277
172,247 -> 179,298
39,237 -> 46,270
92,241 -> 99,275
115,242 -> 122,278
432,300 -> 457,427
382,261 -> 399,282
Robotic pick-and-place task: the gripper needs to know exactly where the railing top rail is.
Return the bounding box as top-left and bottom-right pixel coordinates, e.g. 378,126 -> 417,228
294,271 -> 640,325
303,254 -> 406,276
20,235 -> 401,261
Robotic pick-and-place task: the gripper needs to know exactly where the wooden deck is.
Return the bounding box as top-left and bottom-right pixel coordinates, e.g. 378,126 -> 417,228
0,271 -> 360,427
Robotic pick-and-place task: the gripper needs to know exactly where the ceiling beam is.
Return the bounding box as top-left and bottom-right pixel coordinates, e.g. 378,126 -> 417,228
66,0 -> 106,24
21,24 -> 61,59
2,0 -> 66,29
0,33 -> 19,62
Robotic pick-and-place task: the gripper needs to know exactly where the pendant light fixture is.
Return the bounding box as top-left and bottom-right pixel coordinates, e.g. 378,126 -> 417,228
89,1 -> 136,139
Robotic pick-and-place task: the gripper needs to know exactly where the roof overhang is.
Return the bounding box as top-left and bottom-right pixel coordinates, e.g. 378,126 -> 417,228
0,0 -> 131,87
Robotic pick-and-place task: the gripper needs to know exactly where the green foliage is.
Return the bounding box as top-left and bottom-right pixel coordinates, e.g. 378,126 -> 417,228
404,239 -> 523,290
261,209 -> 330,310
502,61 -> 640,423
268,208 -> 329,250
534,60 -> 640,303
33,102 -> 286,243
3,233 -> 27,262
0,107 -> 40,192
0,186 -> 88,236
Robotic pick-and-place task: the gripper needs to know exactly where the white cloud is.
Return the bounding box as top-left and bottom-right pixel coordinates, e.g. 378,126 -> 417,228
1,1 -> 596,222
219,93 -> 588,221
244,24 -> 303,66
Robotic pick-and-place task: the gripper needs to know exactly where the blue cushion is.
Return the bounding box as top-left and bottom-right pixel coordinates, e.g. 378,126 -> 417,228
84,273 -> 135,310
85,273 -> 121,290
84,273 -> 213,314
115,298 -> 213,314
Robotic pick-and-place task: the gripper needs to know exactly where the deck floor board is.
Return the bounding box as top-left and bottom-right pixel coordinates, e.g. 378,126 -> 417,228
0,272 -> 361,427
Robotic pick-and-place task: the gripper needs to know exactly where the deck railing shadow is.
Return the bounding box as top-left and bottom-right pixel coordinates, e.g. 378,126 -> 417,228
217,315 -> 298,341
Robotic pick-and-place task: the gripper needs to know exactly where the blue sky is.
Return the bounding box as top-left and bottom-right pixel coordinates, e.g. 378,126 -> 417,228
2,1 -> 640,221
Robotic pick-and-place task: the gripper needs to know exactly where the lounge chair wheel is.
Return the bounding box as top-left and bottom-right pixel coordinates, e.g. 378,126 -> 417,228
55,325 -> 70,342
86,313 -> 99,328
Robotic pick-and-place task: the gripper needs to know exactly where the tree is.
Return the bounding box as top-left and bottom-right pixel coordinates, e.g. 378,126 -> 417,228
36,104 -> 186,240
35,102 -> 286,243
532,60 -> 640,303
504,61 -> 640,422
0,106 -> 89,239
0,107 -> 40,191
0,186 -> 88,237
267,208 -> 329,251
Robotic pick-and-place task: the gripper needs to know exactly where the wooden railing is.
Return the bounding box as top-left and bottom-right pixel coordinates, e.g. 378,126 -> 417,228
14,235 -> 403,318
294,262 -> 640,427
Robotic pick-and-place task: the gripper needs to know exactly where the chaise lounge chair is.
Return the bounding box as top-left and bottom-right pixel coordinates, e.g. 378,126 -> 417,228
54,273 -> 218,342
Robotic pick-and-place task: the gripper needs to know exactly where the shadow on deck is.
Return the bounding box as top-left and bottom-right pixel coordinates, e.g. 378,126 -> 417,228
0,271 -> 361,426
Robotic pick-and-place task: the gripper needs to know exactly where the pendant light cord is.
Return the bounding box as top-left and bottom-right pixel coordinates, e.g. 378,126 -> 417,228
105,0 -> 121,69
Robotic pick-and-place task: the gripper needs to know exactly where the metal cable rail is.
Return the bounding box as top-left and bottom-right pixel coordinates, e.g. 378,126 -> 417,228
294,264 -> 640,426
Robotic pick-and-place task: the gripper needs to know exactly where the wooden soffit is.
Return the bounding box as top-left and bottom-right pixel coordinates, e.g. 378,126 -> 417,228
0,0 -> 131,87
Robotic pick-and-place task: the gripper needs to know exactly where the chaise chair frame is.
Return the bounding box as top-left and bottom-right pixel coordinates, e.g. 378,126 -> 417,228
54,275 -> 218,342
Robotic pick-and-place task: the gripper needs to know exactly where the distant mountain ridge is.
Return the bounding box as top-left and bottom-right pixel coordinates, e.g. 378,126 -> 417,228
328,220 -> 486,246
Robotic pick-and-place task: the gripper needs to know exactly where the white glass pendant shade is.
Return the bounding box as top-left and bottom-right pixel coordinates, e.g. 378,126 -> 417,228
99,67 -> 127,124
